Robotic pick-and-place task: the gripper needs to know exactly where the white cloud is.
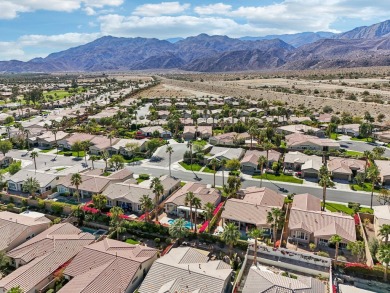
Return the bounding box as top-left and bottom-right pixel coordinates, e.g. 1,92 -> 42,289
84,7 -> 96,16
0,42 -> 25,60
133,2 -> 190,17
194,3 -> 232,15
0,0 -> 124,19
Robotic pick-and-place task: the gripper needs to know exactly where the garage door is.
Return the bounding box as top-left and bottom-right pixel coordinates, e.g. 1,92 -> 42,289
334,173 -> 350,181
241,165 -> 255,173
303,172 -> 318,178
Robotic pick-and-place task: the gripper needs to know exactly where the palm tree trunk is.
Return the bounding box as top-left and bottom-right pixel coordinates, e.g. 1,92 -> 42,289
189,204 -> 193,230
260,166 -> 264,188
322,185 -> 326,211
253,238 -> 258,265
92,161 -> 95,169
194,208 -> 198,233
213,165 -> 216,187
34,158 -> 37,171
335,243 -> 339,261
370,183 -> 374,209
385,264 -> 388,282
169,154 -> 171,177
222,169 -> 225,187
273,226 -> 277,246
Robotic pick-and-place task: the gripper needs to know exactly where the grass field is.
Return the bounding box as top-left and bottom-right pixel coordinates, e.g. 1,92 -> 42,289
125,238 -> 140,245
179,162 -> 203,171
252,173 -> 303,184
43,88 -> 85,101
58,150 -> 85,157
203,166 -> 218,173
350,137 -> 374,143
344,150 -> 363,157
330,133 -> 339,140
324,202 -> 373,215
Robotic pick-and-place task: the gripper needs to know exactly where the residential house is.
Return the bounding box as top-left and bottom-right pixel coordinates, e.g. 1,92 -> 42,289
138,126 -> 172,139
209,132 -> 249,146
373,131 -> 390,143
317,113 -> 332,123
221,187 -> 284,233
242,266 -> 325,293
0,154 -> 12,167
165,182 -> 221,219
327,157 -> 365,181
284,152 -> 322,172
206,146 -> 245,164
277,124 -> 325,138
106,138 -> 148,157
138,247 -> 232,293
59,239 -> 158,293
0,211 -> 51,252
373,205 -> 390,242
89,107 -> 118,121
58,133 -> 96,150
288,193 -> 356,247
337,124 -> 360,137
103,175 -> 180,213
0,223 -> 94,293
285,133 -> 340,151
7,169 -> 62,196
182,125 -> 213,140
240,150 -> 281,173
301,156 -> 323,178
57,169 -> 133,199
89,135 -> 120,155
289,116 -> 312,124
35,131 -> 70,149
375,160 -> 390,186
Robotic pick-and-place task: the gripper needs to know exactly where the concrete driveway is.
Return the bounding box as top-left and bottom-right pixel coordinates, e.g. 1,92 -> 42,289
148,143 -> 189,167
339,140 -> 390,157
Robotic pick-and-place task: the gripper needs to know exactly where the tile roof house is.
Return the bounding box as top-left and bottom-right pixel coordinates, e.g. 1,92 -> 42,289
301,156 -> 323,178
209,132 -> 249,146
327,157 -> 365,181
138,247 -> 232,293
207,146 -> 245,164
182,125 -> 213,140
240,150 -> 281,173
277,124 -> 325,138
0,223 -> 94,293
0,211 -> 51,252
242,266 -> 325,293
373,205 -> 390,242
139,126 -> 171,139
288,193 -> 356,246
89,135 -> 120,155
58,239 -> 158,293
285,133 -> 340,152
57,169 -> 133,199
221,187 -> 284,233
337,124 -> 361,137
58,133 -> 96,150
165,182 -> 221,219
105,138 -> 148,157
375,160 -> 390,186
35,131 -> 70,149
103,175 -> 180,214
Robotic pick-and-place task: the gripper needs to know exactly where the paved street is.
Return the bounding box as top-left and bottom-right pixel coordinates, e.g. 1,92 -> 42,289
340,139 -> 390,157
147,143 -> 188,167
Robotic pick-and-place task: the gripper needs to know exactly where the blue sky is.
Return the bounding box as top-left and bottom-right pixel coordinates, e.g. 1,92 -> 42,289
0,0 -> 389,61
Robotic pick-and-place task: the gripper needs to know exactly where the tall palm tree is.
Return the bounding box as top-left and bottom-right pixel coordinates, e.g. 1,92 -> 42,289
51,128 -> 59,155
89,155 -> 99,169
109,206 -> 126,240
71,173 -> 82,202
24,129 -> 31,150
22,177 -> 40,198
140,195 -> 154,222
107,131 -> 116,147
248,228 -> 265,265
184,191 -> 196,230
378,244 -> 390,282
267,208 -> 285,246
203,202 -> 214,221
363,150 -> 372,171
257,155 -> 267,187
30,151 -> 38,171
169,218 -> 188,244
319,165 -> 334,211
187,141 -> 193,172
248,125 -> 258,149
367,164 -> 380,209
220,158 -> 227,187
166,145 -> 174,177
221,223 -> 240,257
101,150 -> 109,171
262,141 -> 274,166
192,196 -> 202,234
150,177 -> 164,221
330,234 -> 342,261
210,158 -> 218,187
379,224 -> 390,245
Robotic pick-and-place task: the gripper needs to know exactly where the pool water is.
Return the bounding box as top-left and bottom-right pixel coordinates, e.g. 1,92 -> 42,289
80,227 -> 108,238
168,219 -> 193,229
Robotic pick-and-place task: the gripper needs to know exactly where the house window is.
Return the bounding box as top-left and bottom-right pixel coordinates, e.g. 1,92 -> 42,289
294,231 -> 308,240
8,182 -> 16,190
319,238 -> 328,245
137,204 -> 142,211
107,200 -> 112,207
45,186 -> 52,191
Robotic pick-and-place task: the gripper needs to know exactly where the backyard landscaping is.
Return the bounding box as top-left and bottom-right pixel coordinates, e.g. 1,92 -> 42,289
344,150 -> 363,157
252,173 -> 303,184
58,150 -> 85,157
324,202 -> 373,215
179,162 -> 203,171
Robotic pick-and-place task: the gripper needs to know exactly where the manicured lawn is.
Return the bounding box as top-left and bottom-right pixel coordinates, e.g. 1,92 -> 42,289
55,167 -> 67,172
43,88 -> 85,101
324,202 -> 373,215
125,157 -> 144,163
252,173 -> 303,184
203,166 -> 218,173
350,183 -> 373,192
330,133 -> 339,140
180,182 -> 186,187
58,150 -> 85,157
125,238 -> 139,245
350,136 -> 374,143
344,150 -> 363,157
136,178 -> 145,184
179,162 -> 203,171
40,149 -> 54,153
193,140 -> 207,147
102,172 -> 111,176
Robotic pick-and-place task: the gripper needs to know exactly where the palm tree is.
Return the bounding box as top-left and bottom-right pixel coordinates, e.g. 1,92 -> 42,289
221,223 -> 240,257
92,194 -> 107,211
30,151 -> 38,171
262,141 -> 274,166
89,155 -> 99,169
192,196 -> 202,234
107,131 -> 116,147
210,158 -> 218,187
166,145 -> 174,177
330,234 -> 342,261
379,224 -> 390,245
257,155 -> 267,187
24,129 -> 31,150
169,218 -> 188,244
150,177 -> 164,221
101,150 -> 109,171
22,177 -> 40,198
220,158 -> 227,187
267,208 -> 285,246
51,128 -> 59,155
363,150 -> 372,171
367,164 -> 380,209
109,206 -> 126,240
319,165 -> 334,211
140,195 -> 153,222
248,228 -> 265,265
378,244 -> 390,282
187,140 -> 193,172
223,175 -> 242,198
203,202 -> 214,221
71,173 -> 82,202
248,125 -> 258,149
184,191 -> 196,230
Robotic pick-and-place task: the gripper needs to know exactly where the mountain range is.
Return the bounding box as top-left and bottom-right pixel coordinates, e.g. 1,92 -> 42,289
1,20 -> 390,73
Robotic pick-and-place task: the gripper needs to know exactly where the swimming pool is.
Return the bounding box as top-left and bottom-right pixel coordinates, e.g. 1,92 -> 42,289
168,219 -> 193,229
80,227 -> 108,238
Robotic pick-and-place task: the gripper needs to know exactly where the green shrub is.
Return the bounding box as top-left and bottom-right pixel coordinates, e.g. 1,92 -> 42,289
22,198 -> 28,207
317,251 -> 330,257
9,197 -> 14,203
53,218 -> 62,224
51,202 -> 64,215
8,161 -> 21,175
37,199 -> 45,210
154,238 -> 160,244
139,174 -> 150,180
6,203 -> 14,210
